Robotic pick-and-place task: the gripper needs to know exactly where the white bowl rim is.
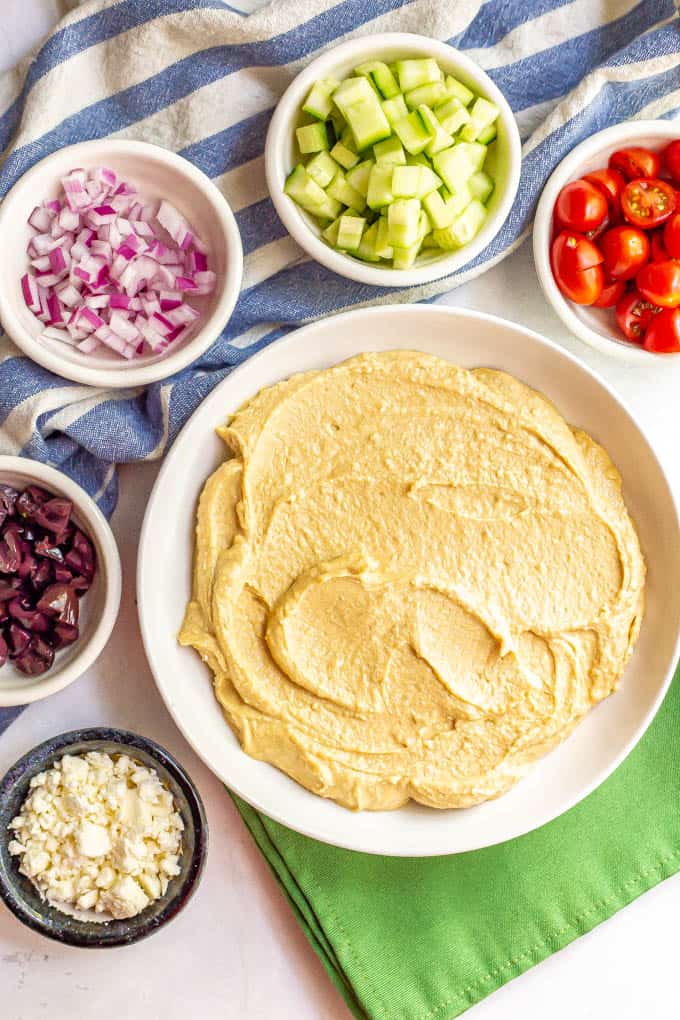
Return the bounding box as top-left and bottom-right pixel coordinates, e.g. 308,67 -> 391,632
0,139 -> 244,388
533,119 -> 680,362
0,456 -> 122,706
137,303 -> 680,856
265,31 -> 522,288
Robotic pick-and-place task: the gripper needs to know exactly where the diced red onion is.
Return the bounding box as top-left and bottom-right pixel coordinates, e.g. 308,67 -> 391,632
28,206 -> 53,232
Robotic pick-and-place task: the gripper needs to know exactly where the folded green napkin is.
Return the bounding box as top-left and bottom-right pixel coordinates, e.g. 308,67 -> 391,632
231,662 -> 680,1020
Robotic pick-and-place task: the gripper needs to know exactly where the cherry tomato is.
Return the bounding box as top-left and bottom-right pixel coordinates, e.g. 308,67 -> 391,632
651,229 -> 669,262
592,278 -> 625,308
615,290 -> 661,342
663,212 -> 680,258
584,168 -> 626,211
599,226 -> 649,280
585,210 -> 613,242
551,232 -> 604,305
643,307 -> 680,353
554,179 -> 608,232
621,178 -> 676,229
661,140 -> 680,186
636,259 -> 680,308
609,147 -> 660,181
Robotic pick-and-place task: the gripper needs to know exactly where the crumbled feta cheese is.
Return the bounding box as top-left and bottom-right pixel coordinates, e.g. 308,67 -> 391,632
7,752 -> 183,921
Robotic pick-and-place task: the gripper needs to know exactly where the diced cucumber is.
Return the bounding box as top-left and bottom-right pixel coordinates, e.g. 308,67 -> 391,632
381,94 -> 409,126
355,220 -> 381,261
330,141 -> 359,170
404,81 -> 449,111
421,231 -> 440,249
393,110 -> 433,155
392,165 -> 422,198
477,122 -> 497,145
433,199 -> 487,249
434,97 -> 471,136
468,170 -> 494,203
417,105 -> 454,157
306,150 -> 341,189
333,77 -> 391,149
355,61 -> 400,99
387,198 -> 421,248
375,216 -> 393,259
302,78 -> 339,120
433,142 -> 486,193
330,109 -> 346,136
406,152 -> 431,168
336,213 -> 365,251
445,75 -> 474,106
296,122 -> 329,153
322,216 -> 342,246
373,136 -> 406,166
327,172 -> 366,212
460,97 -> 500,142
391,211 -> 429,269
346,159 -> 375,197
366,164 -> 395,209
422,187 -> 470,229
395,58 -> 441,92
285,164 -> 340,220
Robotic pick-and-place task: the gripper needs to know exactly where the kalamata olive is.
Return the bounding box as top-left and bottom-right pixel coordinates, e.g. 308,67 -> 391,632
50,622 -> 79,649
17,548 -> 36,580
7,597 -> 50,634
31,560 -> 53,590
34,497 -> 73,538
36,584 -> 79,626
0,633 -> 7,667
0,580 -> 21,601
7,622 -> 31,658
65,529 -> 95,579
14,635 -> 55,675
34,537 -> 64,563
0,485 -> 18,527
15,485 -> 50,520
52,564 -> 71,584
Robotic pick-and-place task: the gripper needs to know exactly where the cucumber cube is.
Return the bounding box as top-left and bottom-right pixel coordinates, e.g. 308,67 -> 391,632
395,58 -> 441,92
355,61 -> 400,99
445,75 -> 475,106
391,211 -> 429,269
327,172 -> 366,212
322,216 -> 342,246
422,187 -> 469,229
460,97 -> 500,142
285,164 -> 340,220
477,122 -> 498,145
417,105 -> 454,157
433,97 -> 471,136
433,142 -> 486,193
404,81 -> 449,111
381,94 -> 409,126
392,165 -> 422,198
416,165 -> 443,196
393,111 -> 433,155
302,78 -> 339,120
346,159 -> 375,197
387,198 -> 421,248
366,164 -> 394,209
432,199 -> 486,249
355,220 -> 381,261
373,136 -> 407,166
330,141 -> 359,170
406,152 -> 431,168
375,216 -> 394,259
306,150 -> 341,188
336,213 -> 365,251
468,170 -> 494,203
296,122 -> 329,154
333,77 -> 391,150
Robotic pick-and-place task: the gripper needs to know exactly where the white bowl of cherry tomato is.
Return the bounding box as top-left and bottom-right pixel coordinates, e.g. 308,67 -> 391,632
533,121 -> 680,358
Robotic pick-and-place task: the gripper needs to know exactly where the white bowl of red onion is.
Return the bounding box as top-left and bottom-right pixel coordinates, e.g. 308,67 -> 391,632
0,141 -> 243,387
0,456 -> 121,706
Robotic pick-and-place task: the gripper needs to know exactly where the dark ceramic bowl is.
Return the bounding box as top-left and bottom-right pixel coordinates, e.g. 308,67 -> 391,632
0,728 -> 208,947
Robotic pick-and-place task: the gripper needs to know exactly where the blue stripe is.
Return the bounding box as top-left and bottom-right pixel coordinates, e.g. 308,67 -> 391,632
0,352 -> 73,427
179,107 -> 273,179
236,198 -> 287,255
60,395 -> 164,462
451,0 -> 575,51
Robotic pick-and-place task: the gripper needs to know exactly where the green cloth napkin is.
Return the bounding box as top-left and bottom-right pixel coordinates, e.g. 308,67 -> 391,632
231,663 -> 680,1020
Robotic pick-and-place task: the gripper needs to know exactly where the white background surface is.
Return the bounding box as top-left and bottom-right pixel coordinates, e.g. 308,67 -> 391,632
1,3 -> 680,1019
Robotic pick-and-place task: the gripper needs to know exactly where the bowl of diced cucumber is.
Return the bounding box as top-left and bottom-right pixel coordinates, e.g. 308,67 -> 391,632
266,33 -> 521,287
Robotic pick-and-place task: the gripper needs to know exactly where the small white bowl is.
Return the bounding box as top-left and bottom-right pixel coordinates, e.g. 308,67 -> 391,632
0,140 -> 243,387
533,120 -> 680,361
265,32 -> 521,288
0,457 -> 122,706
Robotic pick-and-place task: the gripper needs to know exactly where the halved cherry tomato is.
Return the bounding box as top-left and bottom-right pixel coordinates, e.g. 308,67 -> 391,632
551,232 -> 604,305
599,226 -> 649,280
555,179 -> 608,233
661,140 -> 680,186
643,307 -> 680,353
651,229 -> 669,262
592,278 -> 625,308
584,168 -> 626,211
636,259 -> 680,308
621,178 -> 676,229
615,290 -> 661,342
663,212 -> 680,258
609,147 -> 660,181
585,210 -> 612,242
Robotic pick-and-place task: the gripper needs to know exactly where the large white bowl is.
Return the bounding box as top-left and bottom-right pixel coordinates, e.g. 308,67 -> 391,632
0,140 -> 243,388
137,305 -> 680,856
265,33 -> 521,288
533,120 -> 680,361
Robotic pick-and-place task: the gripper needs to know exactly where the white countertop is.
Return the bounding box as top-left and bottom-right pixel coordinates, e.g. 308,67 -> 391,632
2,5 -> 680,1019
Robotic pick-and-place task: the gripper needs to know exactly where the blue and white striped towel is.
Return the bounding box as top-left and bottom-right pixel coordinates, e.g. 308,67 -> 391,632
0,0 -> 676,735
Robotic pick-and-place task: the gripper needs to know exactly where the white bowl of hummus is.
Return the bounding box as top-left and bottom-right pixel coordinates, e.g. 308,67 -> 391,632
138,305 -> 680,856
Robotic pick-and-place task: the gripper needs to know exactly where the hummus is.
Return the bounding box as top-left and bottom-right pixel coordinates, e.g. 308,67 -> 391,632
179,351 -> 645,811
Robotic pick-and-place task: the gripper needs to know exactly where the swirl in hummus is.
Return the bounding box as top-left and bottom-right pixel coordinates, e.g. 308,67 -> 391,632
179,351 -> 645,811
